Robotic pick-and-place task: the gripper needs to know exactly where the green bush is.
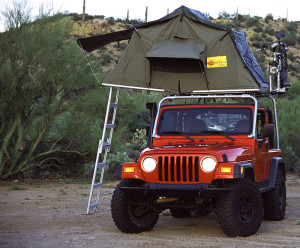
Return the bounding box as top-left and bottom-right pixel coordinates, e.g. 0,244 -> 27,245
253,26 -> 263,33
276,83 -> 300,172
250,33 -> 264,43
264,24 -> 275,36
282,32 -> 297,45
289,64 -> 300,72
265,36 -> 273,43
218,11 -> 233,20
264,13 -> 273,23
237,14 -> 247,22
288,52 -> 295,62
245,16 -> 260,27
106,17 -> 115,25
287,22 -> 298,32
101,53 -> 114,65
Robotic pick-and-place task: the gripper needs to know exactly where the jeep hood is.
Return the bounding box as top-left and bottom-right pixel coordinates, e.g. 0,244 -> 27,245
141,142 -> 252,162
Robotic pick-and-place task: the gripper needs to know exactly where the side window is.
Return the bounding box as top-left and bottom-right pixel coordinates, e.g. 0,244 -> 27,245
256,110 -> 266,139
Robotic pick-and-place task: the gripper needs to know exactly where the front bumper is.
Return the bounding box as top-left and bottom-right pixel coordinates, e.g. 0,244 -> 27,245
120,183 -> 230,198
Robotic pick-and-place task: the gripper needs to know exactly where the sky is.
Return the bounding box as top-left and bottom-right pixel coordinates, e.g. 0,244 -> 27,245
0,0 -> 299,31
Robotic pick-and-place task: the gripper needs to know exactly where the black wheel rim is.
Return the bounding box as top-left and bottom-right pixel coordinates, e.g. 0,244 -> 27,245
128,197 -> 156,225
237,194 -> 255,223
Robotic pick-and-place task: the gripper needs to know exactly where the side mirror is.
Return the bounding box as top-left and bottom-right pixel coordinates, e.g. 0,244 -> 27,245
146,102 -> 157,111
262,124 -> 274,138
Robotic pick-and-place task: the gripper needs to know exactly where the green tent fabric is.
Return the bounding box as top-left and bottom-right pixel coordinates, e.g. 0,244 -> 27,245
77,6 -> 269,94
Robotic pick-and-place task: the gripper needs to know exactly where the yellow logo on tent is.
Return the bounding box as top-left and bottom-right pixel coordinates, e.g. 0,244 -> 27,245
207,56 -> 227,68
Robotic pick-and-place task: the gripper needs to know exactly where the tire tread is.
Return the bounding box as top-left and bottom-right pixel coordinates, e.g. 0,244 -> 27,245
215,179 -> 263,237
111,179 -> 158,233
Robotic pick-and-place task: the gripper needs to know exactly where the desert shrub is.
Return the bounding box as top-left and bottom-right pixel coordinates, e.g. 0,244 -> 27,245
264,13 -> 273,23
101,53 -> 114,65
69,13 -> 81,21
264,24 -> 275,36
250,33 -> 264,43
265,36 -> 273,43
218,11 -> 233,19
106,17 -> 115,25
100,22 -> 109,29
253,26 -> 263,32
222,21 -> 234,29
115,18 -> 124,23
289,64 -> 300,73
276,83 -> 300,172
245,16 -> 260,27
113,42 -> 127,51
204,12 -> 212,20
287,22 -> 298,32
237,14 -> 247,22
232,19 -> 242,28
288,52 -> 295,62
84,14 -> 95,21
282,32 -> 297,45
128,19 -> 143,25
94,15 -> 105,20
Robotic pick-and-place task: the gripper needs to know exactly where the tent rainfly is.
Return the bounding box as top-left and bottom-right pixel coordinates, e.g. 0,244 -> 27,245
77,6 -> 269,94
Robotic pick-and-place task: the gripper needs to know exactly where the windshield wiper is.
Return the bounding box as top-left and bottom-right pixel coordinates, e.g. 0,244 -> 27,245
202,131 -> 235,141
161,131 -> 195,142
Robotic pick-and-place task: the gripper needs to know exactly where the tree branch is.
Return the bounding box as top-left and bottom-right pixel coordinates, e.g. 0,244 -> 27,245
0,119 -> 18,176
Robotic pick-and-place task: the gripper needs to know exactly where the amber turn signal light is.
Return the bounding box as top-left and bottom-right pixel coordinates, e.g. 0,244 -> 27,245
124,167 -> 135,173
220,167 -> 232,173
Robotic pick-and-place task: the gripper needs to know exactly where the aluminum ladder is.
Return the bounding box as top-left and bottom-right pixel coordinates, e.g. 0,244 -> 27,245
87,87 -> 120,214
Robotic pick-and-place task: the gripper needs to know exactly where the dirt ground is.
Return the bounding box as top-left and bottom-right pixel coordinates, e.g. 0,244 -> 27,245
1,176 -> 300,248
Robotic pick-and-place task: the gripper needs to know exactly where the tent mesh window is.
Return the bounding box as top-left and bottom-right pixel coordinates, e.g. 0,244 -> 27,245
151,58 -> 204,73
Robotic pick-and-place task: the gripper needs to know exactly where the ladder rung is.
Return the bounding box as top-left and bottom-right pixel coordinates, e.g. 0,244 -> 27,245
106,124 -> 114,128
110,103 -> 118,108
89,203 -> 98,209
97,162 -> 105,168
103,142 -> 111,149
88,209 -> 97,214
94,183 -> 102,189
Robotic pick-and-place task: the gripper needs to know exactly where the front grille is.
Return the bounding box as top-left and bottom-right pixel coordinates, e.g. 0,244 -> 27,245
158,156 -> 200,183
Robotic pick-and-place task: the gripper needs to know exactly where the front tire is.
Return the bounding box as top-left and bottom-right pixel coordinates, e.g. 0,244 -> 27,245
111,179 -> 159,233
263,170 -> 286,220
215,180 -> 263,237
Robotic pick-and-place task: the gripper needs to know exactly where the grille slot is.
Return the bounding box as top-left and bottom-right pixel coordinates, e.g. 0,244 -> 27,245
158,156 -> 200,183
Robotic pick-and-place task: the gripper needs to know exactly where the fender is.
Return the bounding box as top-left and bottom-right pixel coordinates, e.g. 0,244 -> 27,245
116,164 -> 123,179
233,162 -> 254,179
120,162 -> 146,181
269,157 -> 285,188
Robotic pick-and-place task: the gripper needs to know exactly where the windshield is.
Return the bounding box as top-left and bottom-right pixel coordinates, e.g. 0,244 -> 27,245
157,107 -> 252,136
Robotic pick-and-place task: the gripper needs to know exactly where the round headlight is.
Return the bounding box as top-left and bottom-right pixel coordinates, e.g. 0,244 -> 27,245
200,156 -> 217,173
141,157 -> 157,172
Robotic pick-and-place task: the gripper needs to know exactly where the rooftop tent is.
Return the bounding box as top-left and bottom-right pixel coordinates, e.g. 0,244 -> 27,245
77,6 -> 269,94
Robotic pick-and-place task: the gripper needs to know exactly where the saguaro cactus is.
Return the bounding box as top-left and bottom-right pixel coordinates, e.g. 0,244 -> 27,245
145,6 -> 148,22
82,0 -> 86,21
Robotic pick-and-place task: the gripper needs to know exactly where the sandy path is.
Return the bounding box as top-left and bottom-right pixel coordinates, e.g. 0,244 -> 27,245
0,177 -> 300,248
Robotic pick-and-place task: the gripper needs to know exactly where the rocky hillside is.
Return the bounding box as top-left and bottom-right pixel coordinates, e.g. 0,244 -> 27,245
70,13 -> 300,82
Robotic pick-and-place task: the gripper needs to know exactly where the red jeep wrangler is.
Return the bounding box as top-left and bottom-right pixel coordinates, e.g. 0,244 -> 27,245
111,94 -> 286,237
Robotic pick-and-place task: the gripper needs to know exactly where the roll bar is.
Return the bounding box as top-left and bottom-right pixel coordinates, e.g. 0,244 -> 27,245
151,94 -> 279,149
